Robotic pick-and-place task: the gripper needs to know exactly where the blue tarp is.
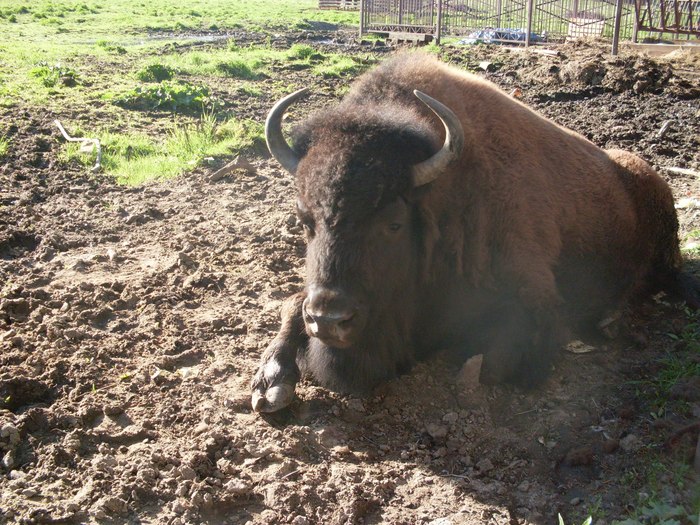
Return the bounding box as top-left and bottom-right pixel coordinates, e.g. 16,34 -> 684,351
458,28 -> 543,44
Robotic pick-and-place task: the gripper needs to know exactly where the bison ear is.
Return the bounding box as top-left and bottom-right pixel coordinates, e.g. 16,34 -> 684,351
411,91 -> 465,188
265,88 -> 309,174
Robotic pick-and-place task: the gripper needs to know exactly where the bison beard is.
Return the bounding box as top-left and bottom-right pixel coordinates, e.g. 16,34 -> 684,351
250,52 -> 700,413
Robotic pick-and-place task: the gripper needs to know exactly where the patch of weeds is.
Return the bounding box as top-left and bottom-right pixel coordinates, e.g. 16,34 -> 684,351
62,114 -> 264,185
0,134 -> 9,159
612,500 -> 698,525
287,44 -> 318,61
96,40 -> 127,54
215,60 -> 259,79
236,84 -> 262,97
114,81 -> 214,112
629,309 -> 700,417
30,62 -> 79,88
312,54 -> 374,78
681,229 -> 700,256
136,63 -> 174,82
291,19 -> 314,30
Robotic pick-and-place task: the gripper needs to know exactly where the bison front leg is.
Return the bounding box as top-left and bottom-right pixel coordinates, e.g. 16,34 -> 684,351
251,293 -> 307,413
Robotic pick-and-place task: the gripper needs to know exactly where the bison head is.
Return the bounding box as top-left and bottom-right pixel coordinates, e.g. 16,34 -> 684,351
265,89 -> 464,359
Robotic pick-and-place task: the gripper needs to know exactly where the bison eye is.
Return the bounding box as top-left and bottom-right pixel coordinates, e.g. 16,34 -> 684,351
388,223 -> 402,233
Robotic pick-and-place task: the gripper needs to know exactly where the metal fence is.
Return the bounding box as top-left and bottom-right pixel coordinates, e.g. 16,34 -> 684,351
634,0 -> 699,37
359,0 -> 699,42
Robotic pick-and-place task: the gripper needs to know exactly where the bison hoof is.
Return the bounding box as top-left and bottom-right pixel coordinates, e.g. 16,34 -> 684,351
251,383 -> 296,413
250,358 -> 299,413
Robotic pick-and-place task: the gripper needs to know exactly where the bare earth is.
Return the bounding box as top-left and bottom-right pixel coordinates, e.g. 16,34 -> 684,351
1,34 -> 699,524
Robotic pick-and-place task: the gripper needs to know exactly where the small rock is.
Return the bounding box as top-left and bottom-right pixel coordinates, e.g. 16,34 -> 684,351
224,479 -> 251,495
317,427 -> 345,448
2,449 -> 17,470
171,500 -> 187,515
476,458 -> 494,473
570,496 -> 582,506
179,465 -> 197,480
103,405 -> 124,417
426,423 -> 448,440
22,488 -> 38,498
1,423 -> 20,445
63,328 -> 85,341
517,480 -> 530,492
619,434 -> 642,453
346,398 -> 365,412
457,354 -> 483,392
291,516 -> 310,525
442,412 -> 459,425
101,496 -> 128,516
193,422 -> 209,435
92,454 -> 118,472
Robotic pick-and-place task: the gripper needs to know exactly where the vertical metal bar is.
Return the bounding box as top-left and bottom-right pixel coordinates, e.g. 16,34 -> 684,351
611,0 -> 624,54
496,0 -> 503,27
398,0 -> 403,25
672,0 -> 681,31
525,0 -> 534,46
436,0 -> 444,44
659,0 -> 667,30
359,0 -> 365,36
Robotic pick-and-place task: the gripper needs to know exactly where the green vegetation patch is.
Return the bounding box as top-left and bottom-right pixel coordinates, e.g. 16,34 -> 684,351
136,63 -> 175,82
30,62 -> 79,88
0,135 -> 9,159
62,114 -> 264,185
312,54 -> 374,78
113,81 -> 213,112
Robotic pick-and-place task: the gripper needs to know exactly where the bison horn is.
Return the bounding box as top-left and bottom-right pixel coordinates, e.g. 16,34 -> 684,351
265,88 -> 309,174
411,90 -> 465,187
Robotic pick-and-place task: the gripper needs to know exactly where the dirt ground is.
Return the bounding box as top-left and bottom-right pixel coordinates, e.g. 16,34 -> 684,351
1,33 -> 699,525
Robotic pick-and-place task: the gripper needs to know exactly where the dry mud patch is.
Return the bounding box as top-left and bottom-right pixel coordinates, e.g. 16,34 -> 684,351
1,38 -> 699,524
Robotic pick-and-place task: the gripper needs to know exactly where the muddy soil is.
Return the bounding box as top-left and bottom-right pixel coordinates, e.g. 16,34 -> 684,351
1,34 -> 699,525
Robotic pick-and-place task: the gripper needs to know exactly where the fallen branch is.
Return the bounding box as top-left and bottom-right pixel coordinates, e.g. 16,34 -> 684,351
657,119 -> 673,139
54,120 -> 102,173
664,166 -> 700,177
209,156 -> 256,182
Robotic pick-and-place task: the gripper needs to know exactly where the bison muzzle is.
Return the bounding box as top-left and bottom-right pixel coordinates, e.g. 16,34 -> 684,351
251,52 -> 699,413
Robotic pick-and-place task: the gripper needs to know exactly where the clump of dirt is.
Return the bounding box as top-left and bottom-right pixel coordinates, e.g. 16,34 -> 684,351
0,36 -> 699,524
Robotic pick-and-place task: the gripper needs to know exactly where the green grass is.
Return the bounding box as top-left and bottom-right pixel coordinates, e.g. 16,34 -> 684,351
0,0 -> 357,110
112,81 -> 214,112
312,54 -> 376,78
61,113 -> 264,185
0,134 -> 9,159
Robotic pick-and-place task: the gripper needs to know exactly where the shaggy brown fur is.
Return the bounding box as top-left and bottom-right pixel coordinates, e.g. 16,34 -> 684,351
251,52 -> 698,412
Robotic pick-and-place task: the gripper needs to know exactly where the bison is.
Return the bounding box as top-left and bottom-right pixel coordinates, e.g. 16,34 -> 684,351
251,52 -> 698,413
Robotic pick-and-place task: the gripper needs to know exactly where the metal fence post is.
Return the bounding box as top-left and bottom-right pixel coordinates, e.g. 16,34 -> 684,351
611,0 -> 624,54
525,0 -> 534,46
436,0 -> 444,44
359,0 -> 365,36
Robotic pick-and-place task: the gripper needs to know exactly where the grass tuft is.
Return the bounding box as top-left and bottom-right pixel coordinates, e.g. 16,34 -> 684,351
114,81 -> 213,112
62,113 -> 264,185
0,134 -> 9,159
30,62 -> 79,87
136,63 -> 175,82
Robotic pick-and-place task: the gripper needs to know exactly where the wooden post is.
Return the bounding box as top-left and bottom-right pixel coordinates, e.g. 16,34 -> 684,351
611,0 -> 624,54
525,0 -> 534,46
436,0 -> 443,44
